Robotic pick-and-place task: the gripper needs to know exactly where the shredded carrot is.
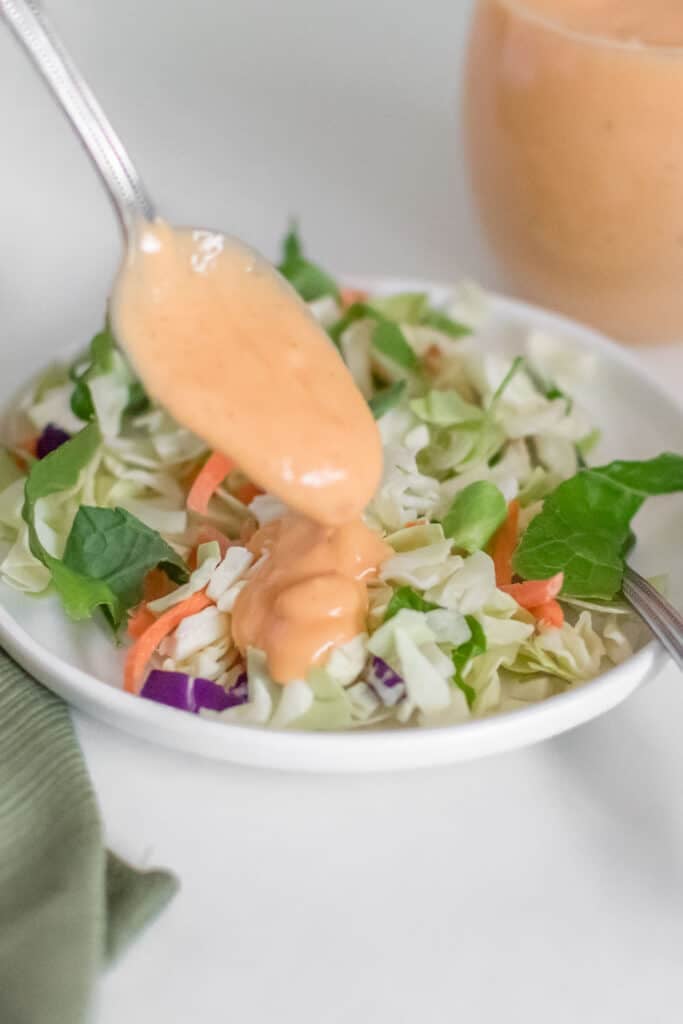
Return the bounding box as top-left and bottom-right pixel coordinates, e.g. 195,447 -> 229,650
12,437 -> 37,472
187,451 -> 234,515
404,520 -> 425,528
124,591 -> 213,694
195,524 -> 232,557
127,603 -> 156,640
491,499 -> 519,587
500,572 -> 564,610
340,287 -> 368,309
235,482 -> 263,506
530,599 -> 564,630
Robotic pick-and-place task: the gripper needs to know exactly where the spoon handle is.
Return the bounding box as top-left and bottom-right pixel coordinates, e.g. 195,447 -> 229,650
622,565 -> 683,671
0,0 -> 154,235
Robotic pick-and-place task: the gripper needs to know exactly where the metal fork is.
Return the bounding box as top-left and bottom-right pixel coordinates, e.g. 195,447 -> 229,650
622,565 -> 683,671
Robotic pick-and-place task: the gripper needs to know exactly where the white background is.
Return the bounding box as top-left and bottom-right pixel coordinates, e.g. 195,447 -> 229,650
1,2 -> 683,1022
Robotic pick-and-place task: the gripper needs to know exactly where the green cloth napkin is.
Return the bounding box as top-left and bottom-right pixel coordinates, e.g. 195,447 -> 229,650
0,649 -> 178,1024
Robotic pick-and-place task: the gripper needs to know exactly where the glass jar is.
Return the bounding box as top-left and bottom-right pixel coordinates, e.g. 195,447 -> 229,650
464,0 -> 683,344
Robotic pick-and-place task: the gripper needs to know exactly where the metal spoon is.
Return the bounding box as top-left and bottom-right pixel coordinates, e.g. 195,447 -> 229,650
623,565 -> 683,671
1,0 -> 153,235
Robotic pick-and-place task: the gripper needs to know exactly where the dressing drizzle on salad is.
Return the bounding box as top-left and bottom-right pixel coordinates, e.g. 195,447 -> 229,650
233,515 -> 391,683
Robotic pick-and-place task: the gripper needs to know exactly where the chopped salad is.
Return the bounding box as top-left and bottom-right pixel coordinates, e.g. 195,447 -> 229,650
1,227 -> 681,731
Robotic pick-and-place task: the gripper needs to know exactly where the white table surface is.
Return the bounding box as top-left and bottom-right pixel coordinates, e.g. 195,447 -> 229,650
1,2 -> 683,1022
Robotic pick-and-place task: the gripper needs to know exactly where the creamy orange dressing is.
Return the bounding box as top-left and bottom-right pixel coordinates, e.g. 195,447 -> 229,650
112,219 -> 388,682
232,515 -> 391,683
112,219 -> 383,525
465,0 -> 683,343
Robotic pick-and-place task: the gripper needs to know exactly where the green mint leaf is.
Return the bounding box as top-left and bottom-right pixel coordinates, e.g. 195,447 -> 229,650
452,615 -> 487,671
23,422 -> 101,527
21,424 -> 117,618
384,585 -> 440,623
89,327 -> 116,371
451,615 -> 487,709
277,225 -> 339,303
421,310 -> 471,338
63,506 -> 188,621
279,260 -> 340,303
368,380 -> 407,419
70,324 -> 115,422
369,292 -> 429,324
330,304 -> 418,371
70,322 -> 149,422
125,378 -> 150,416
47,560 -> 119,624
70,378 -> 95,421
329,303 -> 418,377
366,290 -> 471,337
513,453 -> 683,599
281,223 -> 304,264
22,423 -> 187,627
622,528 -> 637,558
330,296 -> 470,355
328,302 -> 378,345
372,320 -> 418,370
593,454 -> 683,495
334,285 -> 470,342
442,481 -> 507,553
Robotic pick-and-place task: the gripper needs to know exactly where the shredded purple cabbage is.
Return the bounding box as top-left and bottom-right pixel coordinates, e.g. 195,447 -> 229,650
36,423 -> 71,459
140,669 -> 249,714
366,656 -> 406,707
228,671 -> 249,706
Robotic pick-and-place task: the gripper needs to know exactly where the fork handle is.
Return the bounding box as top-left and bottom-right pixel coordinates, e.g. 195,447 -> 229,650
622,565 -> 683,671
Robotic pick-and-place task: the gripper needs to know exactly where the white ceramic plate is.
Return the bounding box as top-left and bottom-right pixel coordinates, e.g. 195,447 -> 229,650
0,283 -> 680,772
